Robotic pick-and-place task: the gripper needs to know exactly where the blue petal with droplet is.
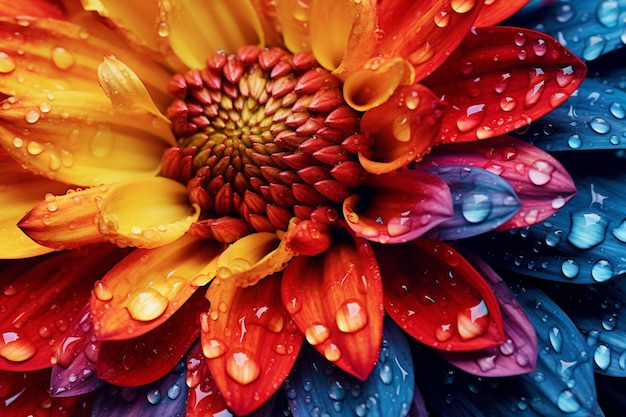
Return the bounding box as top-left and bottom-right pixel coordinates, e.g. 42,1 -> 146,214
463,154 -> 626,283
426,166 -> 521,240
515,78 -> 626,152
507,0 -> 626,61
91,360 -> 188,417
415,281 -> 604,416
286,318 -> 416,417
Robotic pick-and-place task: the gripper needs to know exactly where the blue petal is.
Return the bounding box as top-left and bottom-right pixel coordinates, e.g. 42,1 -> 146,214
463,153 -> 626,283
414,281 -> 604,416
91,360 -> 188,417
426,166 -> 521,240
543,278 -> 626,376
515,78 -> 626,152
507,0 -> 626,61
285,318 -> 415,417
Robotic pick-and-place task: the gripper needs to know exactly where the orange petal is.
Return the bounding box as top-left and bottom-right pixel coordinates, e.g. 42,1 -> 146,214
0,0 -> 65,18
274,0 -> 311,53
19,177 -> 199,250
375,0 -> 483,82
97,289 -> 208,386
92,235 -> 223,340
0,245 -> 127,371
0,149 -> 66,258
358,84 -> 446,174
380,239 -> 506,351
202,274 -> 304,415
282,235 -> 384,380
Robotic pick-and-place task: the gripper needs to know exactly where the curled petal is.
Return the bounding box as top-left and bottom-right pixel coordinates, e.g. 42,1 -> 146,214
283,219 -> 332,256
282,235 -> 384,380
424,27 -> 586,143
358,84 -> 446,173
92,235 -> 222,340
473,0 -> 530,27
375,0 -> 483,82
0,91 -> 173,186
20,177 -> 200,250
426,165 -> 521,240
422,136 -> 577,229
97,289 -> 208,386
343,169 -> 453,244
380,239 -> 506,351
202,275 -> 304,415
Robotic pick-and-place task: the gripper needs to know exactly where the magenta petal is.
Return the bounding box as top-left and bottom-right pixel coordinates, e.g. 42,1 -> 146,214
438,252 -> 538,377
343,169 -> 453,244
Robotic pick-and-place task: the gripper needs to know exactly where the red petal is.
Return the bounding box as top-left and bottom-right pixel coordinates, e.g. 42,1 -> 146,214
202,275 -> 303,415
422,136 -> 577,228
425,27 -> 586,143
0,0 -> 65,18
92,236 -> 223,340
0,368 -> 82,416
343,169 -> 454,244
185,343 -> 230,417
97,289 -> 207,387
474,0 -> 530,27
376,0 -> 483,82
0,245 -> 127,371
282,236 -> 383,380
380,239 -> 506,351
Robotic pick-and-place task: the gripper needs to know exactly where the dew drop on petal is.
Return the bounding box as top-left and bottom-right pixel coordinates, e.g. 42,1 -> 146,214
26,141 -> 44,155
324,343 -> 341,362
611,220 -> 626,242
336,300 -> 368,333
596,1 -> 619,28
567,210 -> 608,249
591,259 -> 614,283
582,35 -> 606,61
514,31 -> 527,47
567,134 -> 582,149
500,96 -> 517,112
556,389 -> 581,413
167,382 -> 181,400
609,102 -> 626,119
0,51 -> 16,74
548,326 -> 563,353
94,280 -> 113,301
328,380 -> 346,400
146,388 -> 161,405
589,117 -> 611,134
594,344 -> 611,371
126,288 -> 169,321
461,192 -> 492,223
51,47 -> 75,70
378,364 -> 393,384
0,331 -> 37,362
434,11 -> 450,27
435,322 -> 454,342
387,212 -> 412,237
561,259 -> 580,279
456,104 -> 486,133
527,159 -> 555,186
226,351 -> 260,385
202,338 -> 227,359
457,299 -> 489,340
305,323 -> 331,345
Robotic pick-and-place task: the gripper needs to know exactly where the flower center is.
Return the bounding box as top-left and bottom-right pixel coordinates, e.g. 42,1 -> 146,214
162,46 -> 366,241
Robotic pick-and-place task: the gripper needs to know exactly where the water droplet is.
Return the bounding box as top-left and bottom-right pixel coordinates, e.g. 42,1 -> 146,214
457,299 -> 489,340
156,21 -> 170,37
567,134 -> 582,149
596,1 -> 619,27
147,388 -> 161,405
0,51 -> 16,74
594,344 -> 611,371
450,0 -> 476,13
167,382 -> 181,400
495,73 -> 511,93
556,65 -> 575,87
589,117 -> 611,134
38,326 -> 51,339
462,192 -> 492,223
500,96 -> 517,111
434,11 -> 450,27
612,219 -> 626,242
405,91 -> 420,110
499,339 -> 515,356
477,355 -> 497,372
336,300 -> 368,333
328,380 -> 346,400
609,102 -> 626,119
533,39 -> 547,57
324,343 -> 341,362
435,322 -> 454,342
51,47 -> 75,70
592,259 -> 614,283
545,230 -> 562,247
378,364 -> 393,384
202,338 -> 227,359
126,288 -> 168,321
0,331 -> 37,362
556,389 -> 581,413
582,35 -> 606,61
548,326 -> 563,353
568,210 -> 608,249
602,314 -> 617,331
514,31 -> 527,47
456,103 -> 486,132
226,351 -> 260,385
556,4 -> 574,22
305,323 -> 331,346
26,141 -> 44,155
24,109 -> 40,124
387,212 -> 412,237
528,159 -> 555,185
407,42 -> 434,65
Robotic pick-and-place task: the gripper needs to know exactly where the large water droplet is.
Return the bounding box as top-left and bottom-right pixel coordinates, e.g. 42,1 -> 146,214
596,0 -> 619,27
0,51 -> 16,74
167,382 -> 181,400
457,299 -> 489,340
202,338 -> 227,359
305,323 -> 330,346
457,104 -> 486,133
450,0 -> 476,13
514,31 -> 527,47
336,300 -> 368,333
0,331 -> 37,362
226,351 -> 260,385
548,326 -> 563,353
528,159 -> 555,185
567,134 -> 582,149
592,259 -> 614,282
612,219 -> 626,242
500,96 -> 517,112
328,380 -> 346,401
567,210 -> 608,249
434,11 -> 450,27
387,212 -> 412,237
324,343 -> 341,362
594,344 -> 611,371
51,47 -> 75,70
609,101 -> 626,119
561,259 -> 580,279
556,389 -> 582,413
126,288 -> 169,321
378,364 -> 393,384
582,35 -> 606,61
589,117 -> 611,134
462,192 -> 492,223
602,314 -> 618,331
94,280 -> 113,301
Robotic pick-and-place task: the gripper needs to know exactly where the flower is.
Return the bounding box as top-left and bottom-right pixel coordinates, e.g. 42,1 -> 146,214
1,0 -> 614,416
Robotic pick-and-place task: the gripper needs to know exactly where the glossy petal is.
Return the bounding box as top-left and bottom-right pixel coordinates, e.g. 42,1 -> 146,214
0,91 -> 174,186
357,84 -> 446,173
97,289 -> 207,387
380,239 -> 506,351
0,368 -> 82,416
286,318 -> 414,417
343,169 -> 454,244
415,281 -> 603,417
20,177 -> 200,251
184,342 -> 230,417
0,149 -> 66,258
422,136 -> 577,229
282,235 -> 383,380
516,77 -> 626,152
92,235 -> 222,340
474,0 -> 530,27
0,0 -> 65,18
202,275 -> 304,415
426,166 -> 521,240
375,0 -> 483,82
466,153 -> 626,283
438,253 -> 538,377
0,245 -> 126,371
424,27 -> 586,143
91,361 -> 188,417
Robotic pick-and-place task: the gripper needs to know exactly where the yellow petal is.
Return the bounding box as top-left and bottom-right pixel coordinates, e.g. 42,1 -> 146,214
97,56 -> 169,122
0,151 -> 66,258
216,223 -> 297,287
0,91 -> 175,186
164,0 -> 265,69
275,0 -> 311,53
19,177 -> 200,250
343,57 -> 414,112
